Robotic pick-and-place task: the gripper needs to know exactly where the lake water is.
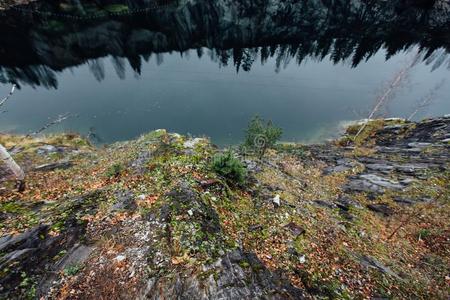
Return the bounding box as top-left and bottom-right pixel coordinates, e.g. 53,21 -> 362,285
1,0 -> 449,145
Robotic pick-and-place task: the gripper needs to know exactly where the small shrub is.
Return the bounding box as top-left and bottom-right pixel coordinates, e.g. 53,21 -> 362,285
211,151 -> 246,184
19,272 -> 36,299
105,163 -> 123,178
244,115 -> 283,158
418,228 -> 431,240
63,264 -> 81,276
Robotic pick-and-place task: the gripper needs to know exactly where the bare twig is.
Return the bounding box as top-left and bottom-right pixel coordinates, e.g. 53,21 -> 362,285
0,84 -> 16,108
407,79 -> 446,121
387,191 -> 444,240
26,113 -> 73,137
354,52 -> 420,139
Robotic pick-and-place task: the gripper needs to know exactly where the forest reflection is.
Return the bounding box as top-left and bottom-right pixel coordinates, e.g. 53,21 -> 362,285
0,0 -> 449,88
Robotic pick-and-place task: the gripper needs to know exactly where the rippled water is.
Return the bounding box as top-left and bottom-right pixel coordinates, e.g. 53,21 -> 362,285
0,0 -> 449,145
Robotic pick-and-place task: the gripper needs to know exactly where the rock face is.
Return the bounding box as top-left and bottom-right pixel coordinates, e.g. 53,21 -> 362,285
321,117 -> 450,198
144,186 -> 304,299
344,174 -> 404,194
0,222 -> 86,298
141,249 -> 305,300
141,186 -> 303,299
42,185 -> 305,299
309,117 -> 449,224
0,117 -> 448,299
0,191 -> 104,299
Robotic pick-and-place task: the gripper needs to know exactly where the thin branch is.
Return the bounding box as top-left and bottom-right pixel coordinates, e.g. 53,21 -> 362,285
354,53 -> 420,139
26,113 -> 73,137
407,79 -> 446,121
387,191 -> 444,240
0,84 -> 16,108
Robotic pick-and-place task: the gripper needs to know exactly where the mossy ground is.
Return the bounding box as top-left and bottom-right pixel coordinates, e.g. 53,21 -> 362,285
0,125 -> 448,299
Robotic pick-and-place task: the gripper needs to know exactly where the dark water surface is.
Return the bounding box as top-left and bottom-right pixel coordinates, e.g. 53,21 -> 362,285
0,0 -> 449,145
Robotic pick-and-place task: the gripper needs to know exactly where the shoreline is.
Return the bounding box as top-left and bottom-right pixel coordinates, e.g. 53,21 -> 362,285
0,116 -> 436,149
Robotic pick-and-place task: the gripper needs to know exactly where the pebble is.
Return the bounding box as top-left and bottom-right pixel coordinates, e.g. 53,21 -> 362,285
299,255 -> 306,264
115,255 -> 126,262
273,194 -> 281,207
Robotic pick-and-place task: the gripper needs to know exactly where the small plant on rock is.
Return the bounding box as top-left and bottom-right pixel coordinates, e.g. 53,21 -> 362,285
243,115 -> 282,159
211,151 -> 246,184
63,264 -> 82,276
105,163 -> 123,178
418,228 -> 431,240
